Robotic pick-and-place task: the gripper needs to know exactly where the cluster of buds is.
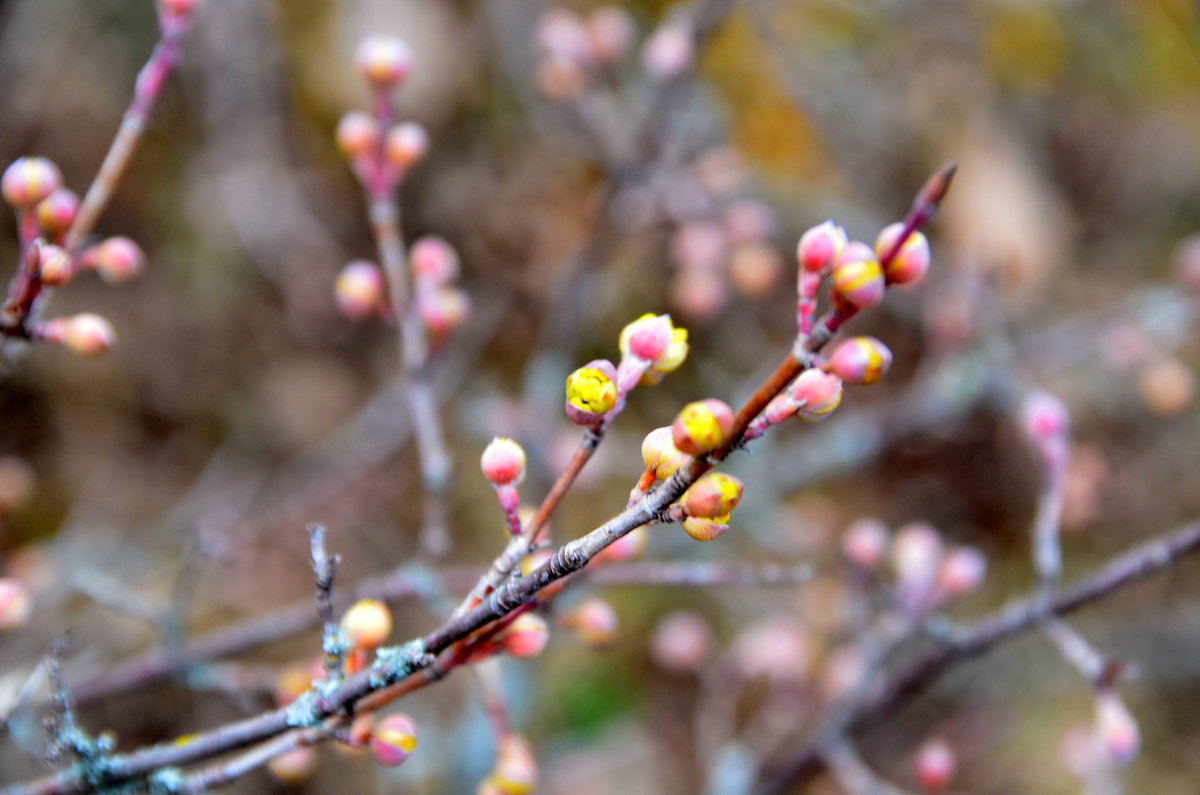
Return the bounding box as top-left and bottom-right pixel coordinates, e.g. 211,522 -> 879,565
534,7 -> 636,100
411,236 -> 470,348
481,437 -> 527,537
841,520 -> 986,614
479,733 -> 538,795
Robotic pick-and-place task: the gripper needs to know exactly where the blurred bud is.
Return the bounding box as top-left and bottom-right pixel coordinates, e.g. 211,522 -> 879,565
1138,357 -> 1194,417
537,9 -> 593,64
876,223 -> 931,285
565,360 -> 618,425
486,734 -> 538,795
619,313 -> 674,363
594,526 -> 647,564
501,613 -> 550,658
588,7 -> 634,65
682,472 -> 743,518
371,713 -> 418,767
693,147 -> 748,198
831,242 -> 886,309
682,513 -> 730,541
671,398 -> 734,456
336,111 -> 381,159
159,0 -> 198,18
340,599 -> 392,650
0,578 -> 31,631
419,287 -> 471,341
728,243 -> 783,298
37,245 -> 75,287
536,55 -> 588,101
642,25 -> 694,80
935,546 -> 987,601
734,619 -> 809,682
825,337 -> 892,386
641,427 -> 686,480
891,522 -> 944,612
268,747 -> 317,783
273,663 -> 312,707
41,313 -> 117,357
671,221 -> 728,272
335,260 -> 387,319
915,738 -> 955,794
1173,234 -> 1200,293
789,369 -> 843,421
0,457 -> 35,513
842,518 -> 890,570
820,645 -> 867,702
1095,691 -> 1139,767
566,598 -> 618,648
340,713 -> 375,753
2,157 -> 62,208
796,220 -> 847,273
725,200 -> 775,244
651,611 -> 712,672
355,36 -> 412,88
481,437 -> 526,487
35,188 -> 79,237
669,269 -> 728,319
386,122 -> 429,171
410,236 -> 459,285
1022,391 -> 1069,442
87,236 -> 145,283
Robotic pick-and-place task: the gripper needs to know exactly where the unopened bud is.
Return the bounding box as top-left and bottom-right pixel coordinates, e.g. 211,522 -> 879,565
832,242 -> 886,309
501,613 -> 550,658
1022,391 -> 1069,442
536,55 -> 588,101
2,157 -> 62,208
268,747 -> 317,783
42,313 -> 117,357
336,111 -> 381,159
537,9 -> 593,64
481,438 -> 525,487
651,611 -> 712,672
935,546 -> 987,601
891,522 -> 944,612
588,6 -> 635,65
825,337 -> 892,386
410,236 -> 459,285
565,359 -> 618,425
841,518 -> 889,570
35,188 -> 79,236
386,122 -> 429,171
340,598 -> 392,650
727,243 -> 783,298
0,578 -> 31,631
566,598 -> 618,648
419,287 -> 471,340
335,260 -> 387,319
87,236 -> 145,283
876,223 -> 931,285
37,245 -> 75,287
1139,357 -> 1195,417
642,25 -> 694,80
0,457 -> 35,513
159,0 -> 198,18
682,472 -> 743,518
789,369 -> 843,421
619,313 -> 674,363
355,36 -> 411,88
1095,691 -> 1139,767
681,513 -> 730,542
594,526 -> 647,564
371,713 -> 418,767
915,738 -> 955,793
733,619 -> 809,682
671,398 -> 734,456
273,664 -> 312,707
487,734 -> 538,795
796,220 -> 847,273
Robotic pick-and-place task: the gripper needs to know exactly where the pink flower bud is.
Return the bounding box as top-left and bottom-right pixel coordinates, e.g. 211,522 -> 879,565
410,236 -> 460,285
487,734 -> 538,794
642,25 -> 694,80
536,55 -> 588,101
1022,391 -> 1069,442
355,36 -> 412,88
733,619 -> 809,682
727,243 -> 783,298
386,122 -> 429,171
159,0 -> 198,18
594,526 -> 647,564
501,613 -> 550,658
619,313 -> 674,363
641,426 -> 686,480
2,157 -> 62,209
841,518 -> 889,570
419,287 -> 471,341
651,611 -> 713,672
537,9 -> 593,64
371,713 -> 418,767
682,472 -> 743,518
481,437 -> 526,486
340,598 -> 392,650
796,220 -> 847,273
87,236 -> 145,283
832,242 -> 886,309
42,313 -> 117,357
725,199 -> 776,244
336,111 -> 381,159
37,245 -> 75,287
566,598 -> 618,648
670,221 -> 728,271
935,546 -> 987,601
1095,691 -> 1139,767
268,747 -> 317,783
671,398 -> 734,456
891,522 -> 944,613
35,188 -> 79,237
820,645 -> 867,702
876,222 -> 931,285
826,337 -> 892,386
588,6 -> 635,65
915,738 -> 955,794
0,578 -> 31,631
335,260 -> 387,319
669,269 -> 728,319
789,369 -> 843,421
682,513 -> 730,541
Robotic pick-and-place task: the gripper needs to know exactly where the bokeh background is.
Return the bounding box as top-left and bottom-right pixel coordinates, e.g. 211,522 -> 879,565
2,0 -> 1200,792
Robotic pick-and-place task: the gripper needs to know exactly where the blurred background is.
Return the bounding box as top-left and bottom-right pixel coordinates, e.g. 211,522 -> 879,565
2,0 -> 1200,792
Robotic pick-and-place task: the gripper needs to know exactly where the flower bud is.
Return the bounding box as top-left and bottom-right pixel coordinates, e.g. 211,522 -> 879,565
1139,356 -> 1195,417
0,578 -> 31,631
915,738 -> 955,794
831,242 -> 886,309
891,522 -> 944,612
501,613 -> 550,658
682,513 -> 729,542
268,747 -> 317,783
789,369 -> 843,421
594,526 -> 647,564
826,337 -> 892,386
87,236 -> 145,283
481,437 -> 525,487
641,25 -> 694,80
371,713 -> 418,767
419,287 -> 471,341
565,360 -> 618,425
42,313 -> 117,357
935,546 -> 987,601
336,111 -> 380,160
727,243 -> 783,298
588,6 -> 635,65
37,245 -> 75,287
340,598 -> 392,650
619,313 -> 673,363
0,456 -> 35,513
35,188 -> 79,237
733,619 -> 809,682
355,36 -> 411,88
537,9 -> 593,64
273,663 -> 312,707
682,472 -> 743,518
2,157 -> 62,208
159,0 -> 198,18
796,220 -> 847,273
410,236 -> 459,285
875,223 -> 930,285
671,398 -> 734,456
335,260 -> 387,319
651,611 -> 712,672
1022,391 -> 1069,442
841,518 -> 889,570
486,734 -> 538,795
652,324 -> 689,375
641,426 -> 685,480
566,598 -> 618,648
386,122 -> 429,171
1095,691 -> 1139,767
536,55 -> 588,101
